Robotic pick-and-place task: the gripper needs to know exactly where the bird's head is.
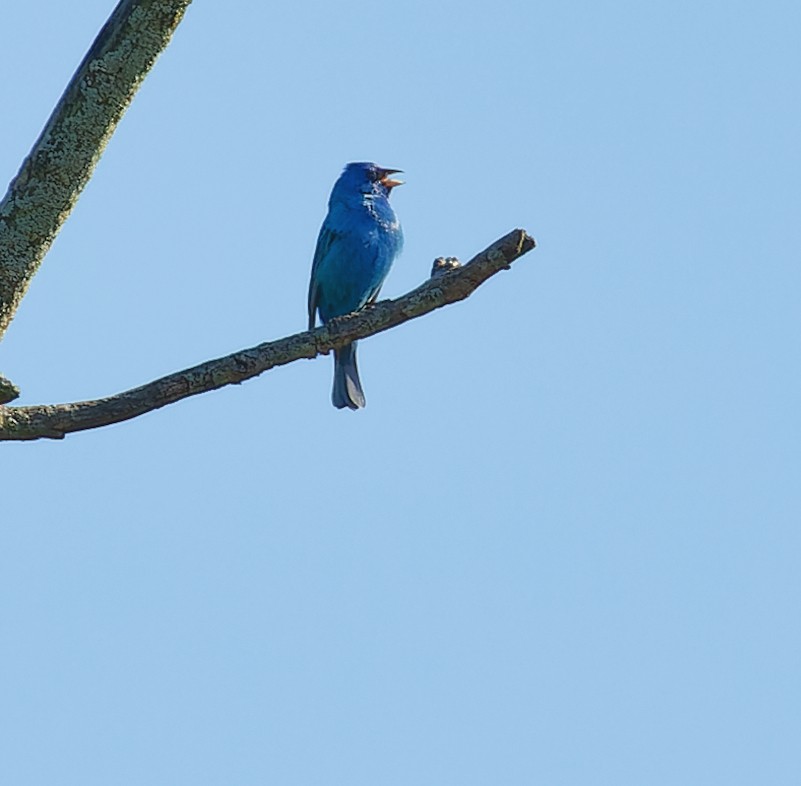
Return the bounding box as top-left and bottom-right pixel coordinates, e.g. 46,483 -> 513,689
332,162 -> 404,204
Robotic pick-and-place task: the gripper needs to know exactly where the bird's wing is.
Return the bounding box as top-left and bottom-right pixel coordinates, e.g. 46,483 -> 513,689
307,223 -> 341,330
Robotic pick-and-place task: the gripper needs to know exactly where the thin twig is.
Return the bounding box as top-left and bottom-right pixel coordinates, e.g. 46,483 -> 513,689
0,374 -> 19,405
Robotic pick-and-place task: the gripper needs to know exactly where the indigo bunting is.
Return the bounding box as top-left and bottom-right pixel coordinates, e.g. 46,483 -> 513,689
308,162 -> 404,409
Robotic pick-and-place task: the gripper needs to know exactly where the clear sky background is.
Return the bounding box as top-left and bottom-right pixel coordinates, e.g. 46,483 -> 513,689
1,1 -> 800,783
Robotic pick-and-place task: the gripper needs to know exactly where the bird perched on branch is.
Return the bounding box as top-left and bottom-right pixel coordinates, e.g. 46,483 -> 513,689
307,162 -> 404,409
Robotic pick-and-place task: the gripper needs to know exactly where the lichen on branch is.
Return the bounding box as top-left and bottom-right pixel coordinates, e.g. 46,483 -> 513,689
0,230 -> 535,441
0,0 -> 193,341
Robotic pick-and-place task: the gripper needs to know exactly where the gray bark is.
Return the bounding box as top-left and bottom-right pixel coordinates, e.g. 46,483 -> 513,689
0,0 -> 193,347
0,231 -> 536,440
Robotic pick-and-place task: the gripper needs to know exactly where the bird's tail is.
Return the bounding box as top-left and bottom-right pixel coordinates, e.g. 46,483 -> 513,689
332,341 -> 366,410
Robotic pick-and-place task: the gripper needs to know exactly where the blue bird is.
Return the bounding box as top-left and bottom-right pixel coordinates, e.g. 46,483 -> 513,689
308,162 -> 404,409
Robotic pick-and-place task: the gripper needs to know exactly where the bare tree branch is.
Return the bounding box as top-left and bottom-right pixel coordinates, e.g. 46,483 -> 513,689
0,0 -> 193,344
0,230 -> 536,441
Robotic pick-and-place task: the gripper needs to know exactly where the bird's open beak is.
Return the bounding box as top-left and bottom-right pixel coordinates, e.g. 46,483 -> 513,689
379,168 -> 404,189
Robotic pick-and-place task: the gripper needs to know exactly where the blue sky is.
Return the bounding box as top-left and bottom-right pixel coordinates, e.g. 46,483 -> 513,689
2,1 -> 800,783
